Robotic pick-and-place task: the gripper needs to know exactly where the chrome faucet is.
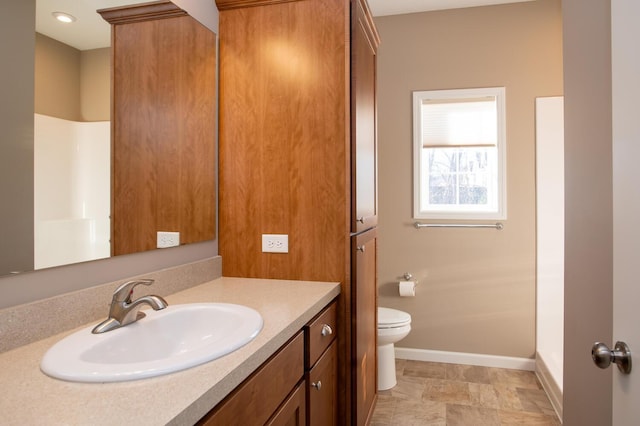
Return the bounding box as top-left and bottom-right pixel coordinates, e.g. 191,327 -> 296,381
92,279 -> 168,334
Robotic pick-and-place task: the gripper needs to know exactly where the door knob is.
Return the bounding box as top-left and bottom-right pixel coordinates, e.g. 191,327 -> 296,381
591,341 -> 632,374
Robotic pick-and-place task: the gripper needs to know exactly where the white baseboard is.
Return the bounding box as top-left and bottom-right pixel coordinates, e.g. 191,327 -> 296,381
394,347 -> 536,371
535,352 -> 563,422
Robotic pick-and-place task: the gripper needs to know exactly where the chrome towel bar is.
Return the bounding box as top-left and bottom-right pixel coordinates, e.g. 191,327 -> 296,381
414,222 -> 504,230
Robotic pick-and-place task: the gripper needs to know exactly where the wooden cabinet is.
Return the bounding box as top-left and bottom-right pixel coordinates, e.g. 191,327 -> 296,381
198,333 -> 305,425
305,302 -> 338,426
352,228 -> 378,425
351,0 -> 379,234
350,4 -> 379,421
216,0 -> 379,423
307,342 -> 338,426
197,301 -> 338,426
266,382 -> 306,426
98,1 -> 217,256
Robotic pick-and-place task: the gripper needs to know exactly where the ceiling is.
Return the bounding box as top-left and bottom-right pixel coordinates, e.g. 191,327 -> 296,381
36,0 -> 147,50
36,0 -> 535,51
368,0 -> 535,17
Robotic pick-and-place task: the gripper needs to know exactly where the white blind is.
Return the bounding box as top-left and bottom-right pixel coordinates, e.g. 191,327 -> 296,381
421,97 -> 497,147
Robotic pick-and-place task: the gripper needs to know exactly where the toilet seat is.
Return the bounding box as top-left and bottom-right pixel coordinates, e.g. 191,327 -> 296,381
378,307 -> 411,329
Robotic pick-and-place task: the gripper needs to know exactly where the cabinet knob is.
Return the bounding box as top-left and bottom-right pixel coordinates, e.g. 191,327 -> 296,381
311,380 -> 322,391
321,324 -> 333,337
357,217 -> 365,224
356,245 -> 365,253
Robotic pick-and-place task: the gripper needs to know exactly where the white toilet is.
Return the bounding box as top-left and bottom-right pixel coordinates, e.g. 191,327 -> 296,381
377,306 -> 412,391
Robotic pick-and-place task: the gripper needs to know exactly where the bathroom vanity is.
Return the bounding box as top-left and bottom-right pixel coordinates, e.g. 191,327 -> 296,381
198,300 -> 338,425
0,277 -> 340,425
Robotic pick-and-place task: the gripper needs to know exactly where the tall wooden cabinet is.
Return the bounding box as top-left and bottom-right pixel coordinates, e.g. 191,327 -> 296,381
350,0 -> 379,423
217,0 -> 379,424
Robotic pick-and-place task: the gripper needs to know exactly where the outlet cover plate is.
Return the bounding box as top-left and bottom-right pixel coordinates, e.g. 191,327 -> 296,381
262,234 -> 288,253
157,231 -> 180,248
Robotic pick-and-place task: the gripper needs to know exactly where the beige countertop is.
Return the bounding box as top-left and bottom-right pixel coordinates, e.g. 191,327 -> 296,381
0,277 -> 340,425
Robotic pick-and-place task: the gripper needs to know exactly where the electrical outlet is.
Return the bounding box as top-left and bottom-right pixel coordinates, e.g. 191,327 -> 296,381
262,234 -> 288,253
157,231 -> 180,248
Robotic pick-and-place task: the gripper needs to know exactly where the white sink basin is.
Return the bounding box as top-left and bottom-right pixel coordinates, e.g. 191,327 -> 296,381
41,303 -> 263,383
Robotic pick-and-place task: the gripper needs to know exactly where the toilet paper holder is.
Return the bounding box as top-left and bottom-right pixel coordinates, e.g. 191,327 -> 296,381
398,273 -> 416,297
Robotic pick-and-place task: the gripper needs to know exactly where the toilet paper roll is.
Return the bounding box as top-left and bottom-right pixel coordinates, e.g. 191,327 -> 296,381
399,281 -> 416,297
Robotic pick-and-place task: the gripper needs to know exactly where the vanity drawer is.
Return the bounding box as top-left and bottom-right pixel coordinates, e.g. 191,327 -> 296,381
305,301 -> 337,368
198,332 -> 304,425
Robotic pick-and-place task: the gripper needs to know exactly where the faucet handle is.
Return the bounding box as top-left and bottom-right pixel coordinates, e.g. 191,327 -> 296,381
112,279 -> 155,303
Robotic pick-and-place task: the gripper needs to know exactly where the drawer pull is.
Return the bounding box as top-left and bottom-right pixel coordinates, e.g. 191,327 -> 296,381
321,324 -> 333,337
311,380 -> 322,391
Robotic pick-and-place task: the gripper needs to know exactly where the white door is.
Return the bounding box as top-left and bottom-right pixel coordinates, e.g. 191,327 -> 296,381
611,0 -> 640,423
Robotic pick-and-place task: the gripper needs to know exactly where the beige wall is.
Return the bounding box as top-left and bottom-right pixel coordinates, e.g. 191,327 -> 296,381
375,0 -> 562,358
80,48 -> 110,121
35,33 -> 109,122
35,33 -> 81,121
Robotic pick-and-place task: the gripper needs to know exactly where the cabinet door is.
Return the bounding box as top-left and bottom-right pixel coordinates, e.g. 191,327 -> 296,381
307,341 -> 338,426
198,333 -> 304,425
266,381 -> 306,426
351,228 -> 378,425
351,0 -> 380,233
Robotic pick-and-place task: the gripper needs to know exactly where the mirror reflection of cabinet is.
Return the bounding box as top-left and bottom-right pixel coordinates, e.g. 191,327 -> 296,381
99,1 -> 216,256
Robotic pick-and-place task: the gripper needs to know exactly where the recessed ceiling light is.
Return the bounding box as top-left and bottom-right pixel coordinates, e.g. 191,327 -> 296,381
52,12 -> 76,23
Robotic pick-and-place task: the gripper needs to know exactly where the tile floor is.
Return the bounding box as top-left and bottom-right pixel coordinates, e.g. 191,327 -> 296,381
371,359 -> 561,426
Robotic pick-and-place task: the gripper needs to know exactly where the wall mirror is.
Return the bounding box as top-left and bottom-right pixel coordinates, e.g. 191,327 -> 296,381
0,0 -> 216,277
413,87 -> 507,220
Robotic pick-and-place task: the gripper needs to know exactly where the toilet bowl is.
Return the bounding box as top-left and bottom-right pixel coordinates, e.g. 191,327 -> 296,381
377,306 -> 411,391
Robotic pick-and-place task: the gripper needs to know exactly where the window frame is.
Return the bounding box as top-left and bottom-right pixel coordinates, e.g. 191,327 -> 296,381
412,87 -> 507,220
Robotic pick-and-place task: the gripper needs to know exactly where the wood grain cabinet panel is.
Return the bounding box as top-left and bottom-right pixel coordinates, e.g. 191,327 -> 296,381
352,228 -> 378,425
197,332 -> 304,426
351,0 -> 379,234
216,0 -> 301,10
307,341 -> 338,426
305,301 -> 337,368
216,0 -> 379,423
266,381 -> 306,426
99,2 -> 217,256
305,302 -> 339,426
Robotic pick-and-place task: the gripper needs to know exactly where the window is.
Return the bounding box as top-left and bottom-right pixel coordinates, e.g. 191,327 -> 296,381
413,87 -> 506,220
